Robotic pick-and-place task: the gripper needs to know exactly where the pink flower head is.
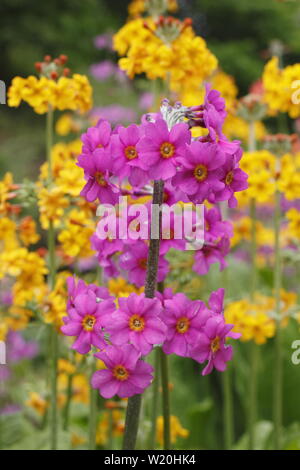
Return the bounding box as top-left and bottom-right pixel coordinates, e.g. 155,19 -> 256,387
160,209 -> 186,255
161,294 -> 211,357
190,315 -> 240,375
104,293 -> 166,355
81,120 -> 112,156
172,141 -> 225,204
136,119 -> 191,181
111,124 -> 148,187
91,232 -> 123,266
208,288 -> 225,315
204,206 -> 233,244
66,276 -> 111,312
162,181 -> 189,205
77,148 -> 120,203
92,344 -> 154,398
212,152 -> 248,208
61,290 -> 116,354
119,241 -> 169,287
193,236 -> 230,275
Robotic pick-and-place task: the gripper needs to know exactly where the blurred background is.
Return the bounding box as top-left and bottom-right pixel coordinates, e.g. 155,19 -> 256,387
1,0 -> 300,179
2,0 -> 300,450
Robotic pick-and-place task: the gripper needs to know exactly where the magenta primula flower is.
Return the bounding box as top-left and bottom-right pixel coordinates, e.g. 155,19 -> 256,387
204,206 -> 233,244
111,124 -> 148,187
81,119 -> 112,156
172,141 -> 225,204
212,152 -> 248,208
161,294 -> 211,357
119,241 -> 169,287
193,236 -> 230,275
208,288 -> 225,315
104,293 -> 166,355
136,119 -> 191,181
66,276 -> 111,311
190,315 -> 240,375
77,148 -> 120,203
61,290 -> 116,354
92,344 -> 154,398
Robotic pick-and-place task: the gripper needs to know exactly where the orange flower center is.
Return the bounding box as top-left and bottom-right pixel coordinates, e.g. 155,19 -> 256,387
112,365 -> 129,381
211,336 -> 220,353
194,164 -> 208,182
124,145 -> 138,160
129,314 -> 145,332
97,143 -> 103,149
138,258 -> 147,270
95,171 -> 107,187
225,171 -> 234,185
160,142 -> 175,159
82,315 -> 96,331
176,316 -> 190,334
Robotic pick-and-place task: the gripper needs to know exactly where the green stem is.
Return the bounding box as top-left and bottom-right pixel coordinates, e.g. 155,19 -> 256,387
222,366 -> 233,449
159,347 -> 171,450
250,199 -> 257,298
63,373 -> 74,431
273,189 -> 282,450
46,106 -> 58,450
89,361 -> 98,450
149,348 -> 160,449
49,324 -> 58,449
248,343 -> 259,450
46,107 -> 54,179
122,180 -> 165,450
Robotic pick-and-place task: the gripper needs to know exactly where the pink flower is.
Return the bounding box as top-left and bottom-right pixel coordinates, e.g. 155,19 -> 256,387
172,141 -> 225,204
92,344 -> 154,398
111,124 -> 148,187
136,119 -> 191,181
190,315 -> 240,375
81,120 -> 112,156
104,293 -> 166,355
204,206 -> 233,244
161,294 -> 210,357
193,236 -> 230,275
119,241 -> 169,288
61,290 -> 116,354
77,148 -> 120,203
66,276 -> 111,312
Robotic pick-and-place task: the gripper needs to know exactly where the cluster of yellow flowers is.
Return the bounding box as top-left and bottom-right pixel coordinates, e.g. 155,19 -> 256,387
225,290 -> 298,344
128,0 -> 178,18
262,56 -> 300,118
114,16 -> 217,93
156,415 -> 189,446
8,74 -> 92,114
237,150 -> 300,206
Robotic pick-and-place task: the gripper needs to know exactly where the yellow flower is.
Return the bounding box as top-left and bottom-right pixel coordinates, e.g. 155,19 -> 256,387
55,160 -> 85,197
0,322 -> 8,342
26,392 -> 48,416
286,208 -> 300,239
0,172 -> 17,216
108,277 -> 140,297
156,415 -> 189,446
58,209 -> 95,258
19,216 -> 40,246
37,185 -> 69,229
71,433 -> 86,448
0,217 -> 18,251
58,359 -> 76,375
96,410 -> 125,446
246,170 -> 276,203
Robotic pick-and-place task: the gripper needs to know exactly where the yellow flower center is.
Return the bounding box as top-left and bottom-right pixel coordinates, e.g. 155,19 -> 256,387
194,164 -> 208,182
160,142 -> 175,159
225,171 -> 234,185
112,364 -> 129,381
176,317 -> 190,334
211,336 -> 220,353
129,314 -> 145,332
82,315 -> 96,331
124,145 -> 138,160
138,257 -> 147,270
95,171 -> 107,186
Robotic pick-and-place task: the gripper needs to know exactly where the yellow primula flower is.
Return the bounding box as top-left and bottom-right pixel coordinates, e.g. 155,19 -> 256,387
156,415 -> 189,446
26,392 -> 48,416
37,185 -> 69,229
